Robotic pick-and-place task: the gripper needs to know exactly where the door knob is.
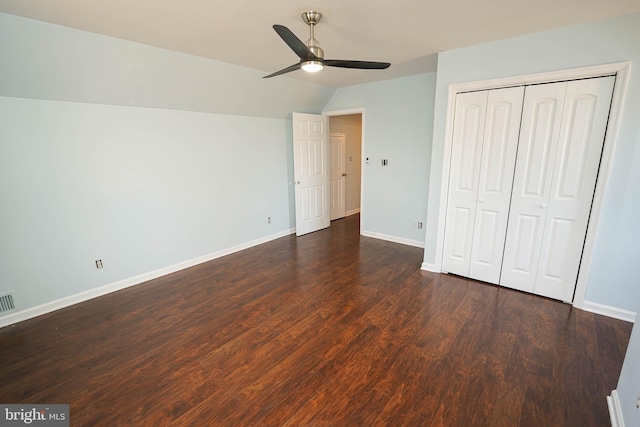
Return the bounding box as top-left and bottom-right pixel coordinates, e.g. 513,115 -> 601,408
478,199 -> 484,203
540,204 -> 547,209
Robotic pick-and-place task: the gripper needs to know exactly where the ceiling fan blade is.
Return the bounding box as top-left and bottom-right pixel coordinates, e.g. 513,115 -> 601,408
262,63 -> 302,78
324,60 -> 391,70
273,25 -> 317,61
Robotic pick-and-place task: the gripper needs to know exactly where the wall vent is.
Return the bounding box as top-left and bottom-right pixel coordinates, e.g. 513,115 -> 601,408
0,293 -> 16,313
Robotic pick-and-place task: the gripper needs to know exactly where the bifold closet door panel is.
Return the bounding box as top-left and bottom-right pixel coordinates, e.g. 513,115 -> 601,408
442,91 -> 488,277
500,82 -> 567,294
500,76 -> 615,301
468,86 -> 525,284
533,76 -> 615,301
442,87 -> 524,281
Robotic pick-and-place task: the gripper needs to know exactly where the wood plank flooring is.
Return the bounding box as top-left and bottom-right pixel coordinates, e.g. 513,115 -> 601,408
0,214 -> 632,426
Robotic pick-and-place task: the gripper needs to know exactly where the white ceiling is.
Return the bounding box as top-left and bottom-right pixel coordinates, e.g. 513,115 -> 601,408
1,0 -> 640,88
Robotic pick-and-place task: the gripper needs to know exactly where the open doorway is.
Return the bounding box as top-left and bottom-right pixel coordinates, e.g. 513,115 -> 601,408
328,113 -> 362,221
291,109 -> 363,236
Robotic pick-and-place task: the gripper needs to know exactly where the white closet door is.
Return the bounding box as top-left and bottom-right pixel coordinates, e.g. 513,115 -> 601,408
500,77 -> 615,301
442,91 -> 488,276
533,76 -> 615,301
500,82 -> 567,293
442,87 -> 524,280
468,87 -> 524,284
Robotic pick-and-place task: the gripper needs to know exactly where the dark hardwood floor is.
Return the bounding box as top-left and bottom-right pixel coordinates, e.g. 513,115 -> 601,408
0,214 -> 631,426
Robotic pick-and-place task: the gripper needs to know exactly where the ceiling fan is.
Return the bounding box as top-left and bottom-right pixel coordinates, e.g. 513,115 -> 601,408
263,11 -> 391,78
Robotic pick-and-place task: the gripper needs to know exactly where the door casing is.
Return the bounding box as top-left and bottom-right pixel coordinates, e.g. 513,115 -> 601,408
324,108 -> 366,236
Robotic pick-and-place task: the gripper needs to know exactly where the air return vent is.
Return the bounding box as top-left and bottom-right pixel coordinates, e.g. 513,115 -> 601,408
0,293 -> 16,313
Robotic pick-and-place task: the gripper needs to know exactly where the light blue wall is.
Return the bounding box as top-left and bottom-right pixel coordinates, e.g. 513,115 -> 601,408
324,73 -> 437,246
0,97 -> 294,312
425,12 -> 640,311
0,12 -> 335,318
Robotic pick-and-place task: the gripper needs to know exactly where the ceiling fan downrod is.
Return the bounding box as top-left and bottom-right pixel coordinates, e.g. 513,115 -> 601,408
302,11 -> 324,60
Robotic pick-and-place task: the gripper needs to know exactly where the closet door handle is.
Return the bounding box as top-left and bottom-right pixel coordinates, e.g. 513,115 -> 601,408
540,204 -> 547,209
478,199 -> 484,204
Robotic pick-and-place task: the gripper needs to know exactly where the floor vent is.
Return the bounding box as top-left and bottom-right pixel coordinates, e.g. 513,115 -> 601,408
0,293 -> 16,313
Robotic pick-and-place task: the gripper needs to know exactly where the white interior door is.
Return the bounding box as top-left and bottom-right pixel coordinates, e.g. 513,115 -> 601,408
442,91 -> 488,276
468,86 -> 524,284
292,113 -> 330,236
500,77 -> 615,301
330,133 -> 347,221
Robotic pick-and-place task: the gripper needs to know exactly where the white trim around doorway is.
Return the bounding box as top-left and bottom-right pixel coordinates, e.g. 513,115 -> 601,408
324,108 -> 366,236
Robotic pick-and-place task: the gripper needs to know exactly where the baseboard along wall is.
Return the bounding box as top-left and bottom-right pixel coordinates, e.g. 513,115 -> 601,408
607,390 -> 625,427
361,230 -> 425,249
0,228 -> 295,329
417,266 -> 636,323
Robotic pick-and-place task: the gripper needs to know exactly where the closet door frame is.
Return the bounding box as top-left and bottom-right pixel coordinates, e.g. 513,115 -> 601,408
432,61 -> 630,311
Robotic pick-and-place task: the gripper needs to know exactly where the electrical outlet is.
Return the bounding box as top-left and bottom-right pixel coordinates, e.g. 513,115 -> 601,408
418,222 -> 423,229
381,159 -> 389,166
267,217 -> 272,224
95,260 -> 103,269
636,392 -> 640,409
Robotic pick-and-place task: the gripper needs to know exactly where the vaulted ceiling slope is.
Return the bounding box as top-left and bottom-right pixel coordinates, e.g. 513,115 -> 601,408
1,0 -> 640,88
0,12 -> 336,119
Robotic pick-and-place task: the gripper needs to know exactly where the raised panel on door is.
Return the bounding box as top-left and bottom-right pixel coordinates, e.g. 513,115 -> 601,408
468,86 -> 524,284
534,76 -> 615,301
292,113 -> 330,236
500,82 -> 567,293
313,184 -> 325,218
442,91 -> 488,276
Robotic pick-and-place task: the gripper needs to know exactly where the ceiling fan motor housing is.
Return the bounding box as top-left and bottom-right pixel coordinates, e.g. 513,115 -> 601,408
308,45 -> 323,59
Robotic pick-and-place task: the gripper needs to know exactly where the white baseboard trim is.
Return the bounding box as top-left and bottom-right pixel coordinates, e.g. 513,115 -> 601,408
403,274 -> 637,323
579,301 -> 636,323
607,390 -> 625,427
346,209 -> 361,217
0,228 -> 295,329
421,262 -> 439,272
361,230 -> 425,248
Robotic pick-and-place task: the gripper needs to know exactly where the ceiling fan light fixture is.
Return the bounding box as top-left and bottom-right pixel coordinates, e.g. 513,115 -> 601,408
301,60 -> 324,73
